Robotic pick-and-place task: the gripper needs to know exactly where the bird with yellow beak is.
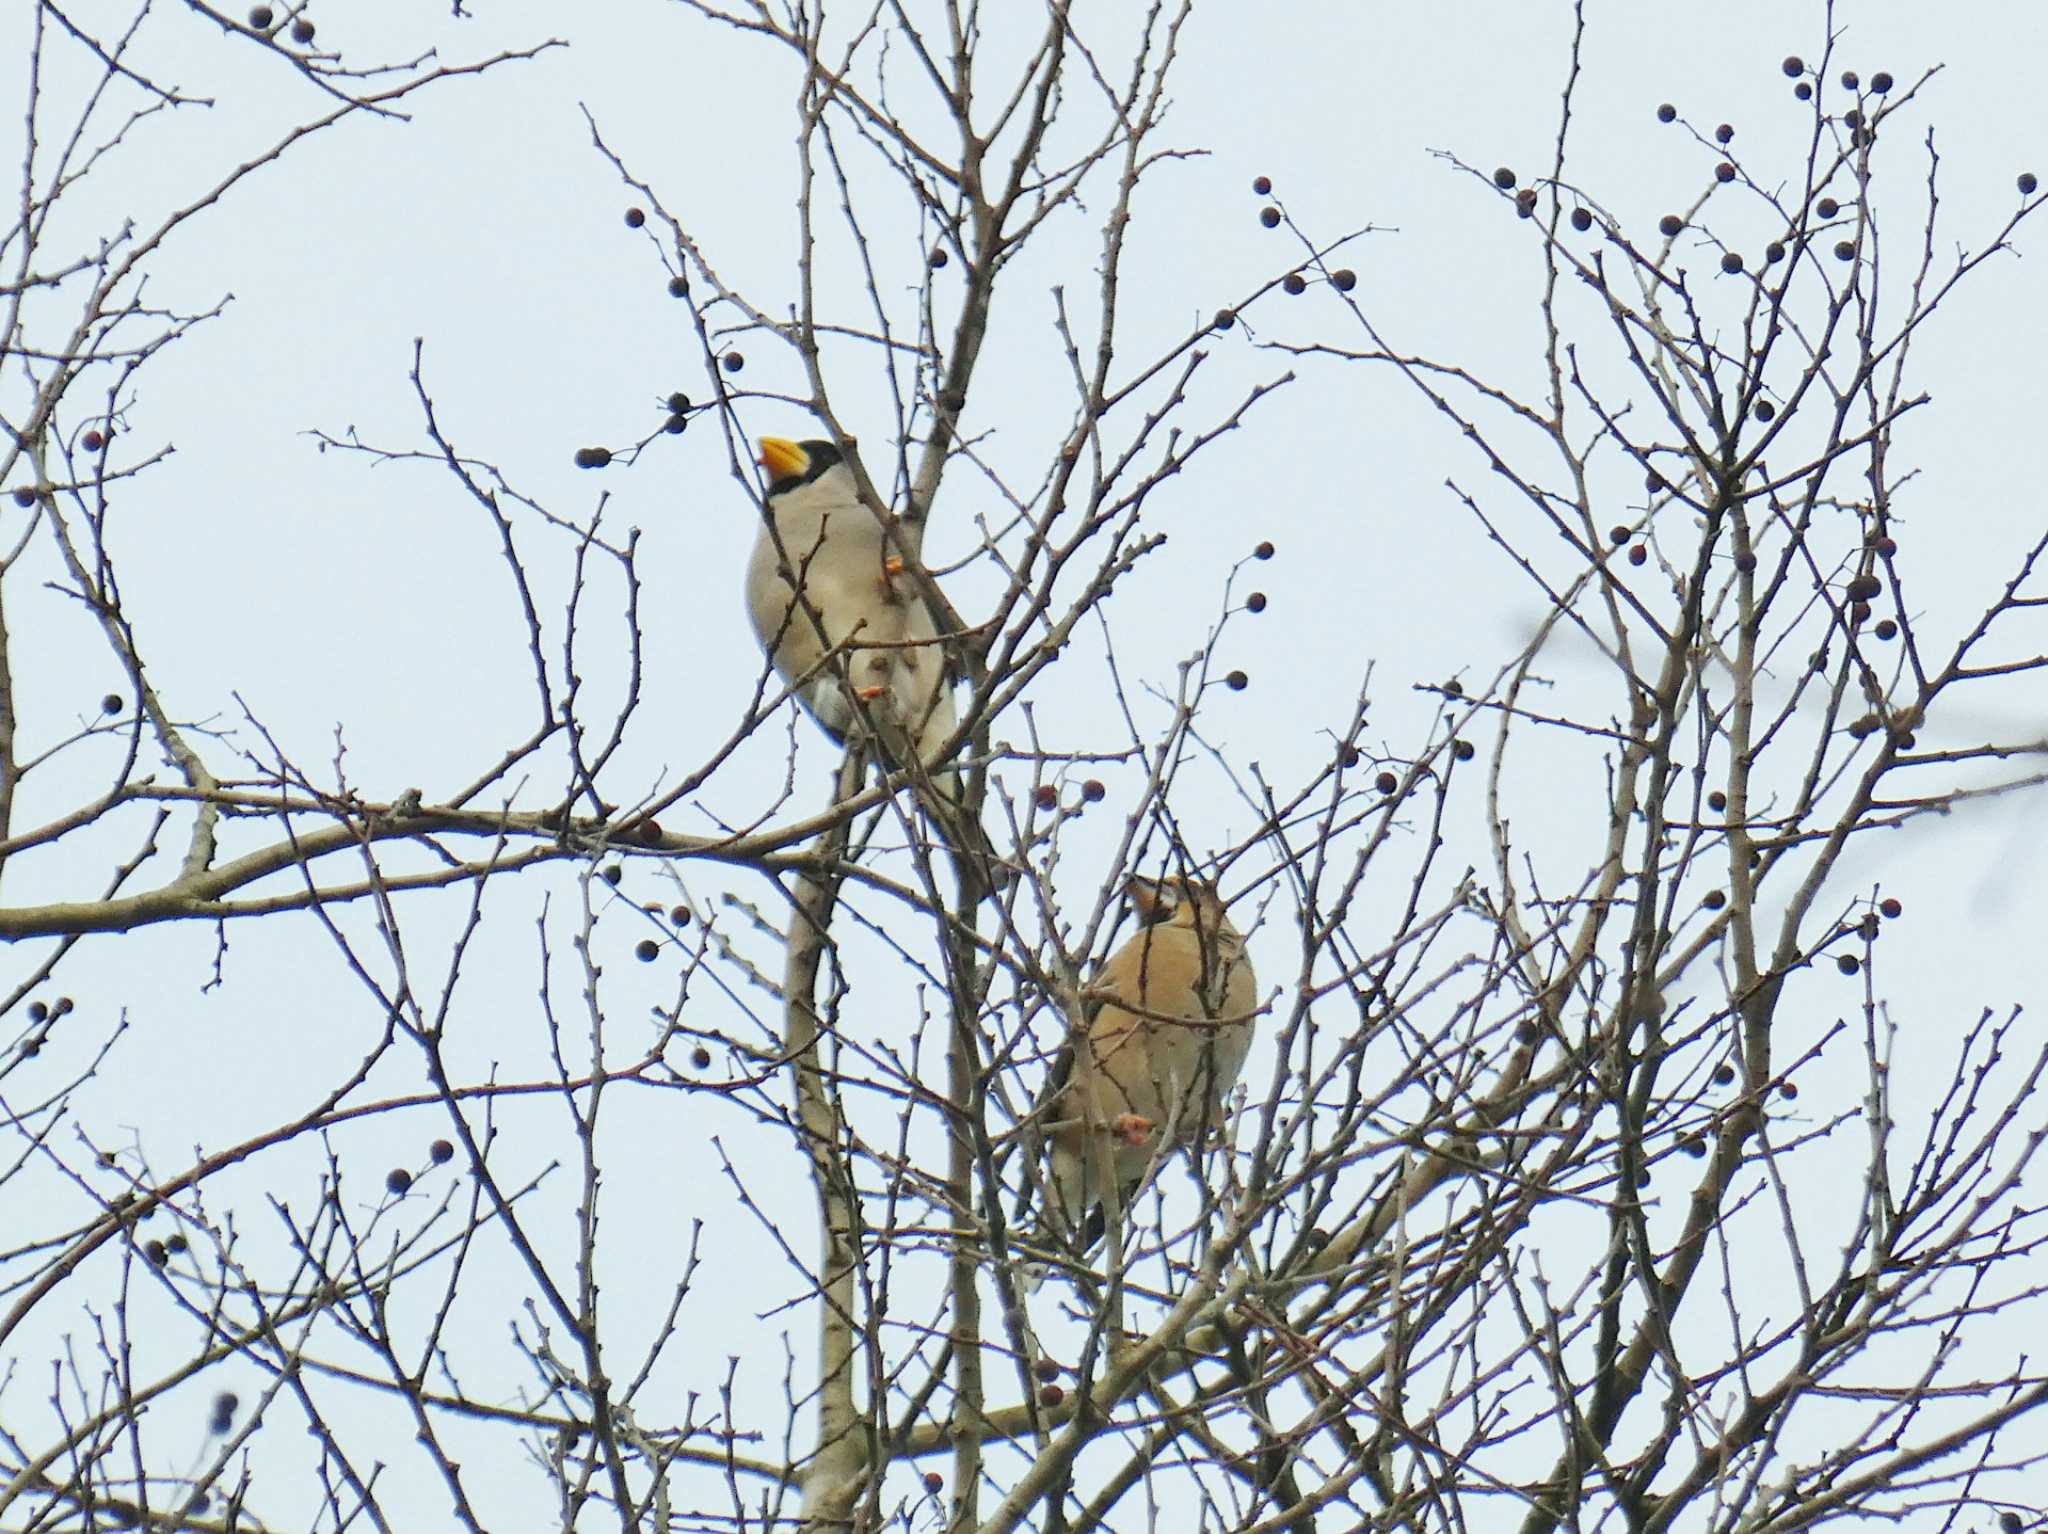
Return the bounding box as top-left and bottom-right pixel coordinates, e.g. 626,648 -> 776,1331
746,436 -> 1005,893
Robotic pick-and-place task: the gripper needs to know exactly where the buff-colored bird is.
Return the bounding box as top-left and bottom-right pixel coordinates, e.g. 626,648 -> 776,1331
1039,876 -> 1258,1254
745,435 -> 1004,890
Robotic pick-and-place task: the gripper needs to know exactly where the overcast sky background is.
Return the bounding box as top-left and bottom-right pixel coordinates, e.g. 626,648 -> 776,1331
6,1 -> 2047,1526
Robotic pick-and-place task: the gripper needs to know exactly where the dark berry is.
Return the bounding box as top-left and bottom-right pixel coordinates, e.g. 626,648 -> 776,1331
624,207 -> 645,228
1714,1063 -> 1736,1084
722,351 -> 744,372
601,864 -> 623,886
668,275 -> 690,298
1840,70 -> 1859,90
1259,207 -> 1281,228
1081,779 -> 1105,802
664,414 -> 687,434
1252,175 -> 1272,195
670,906 -> 692,927
101,694 -> 122,713
82,430 -> 104,452
1609,525 -> 1629,546
1656,103 -> 1676,124
1332,268 -> 1357,291
386,1167 -> 413,1194
1570,207 -> 1593,231
574,447 -> 611,469
1033,784 -> 1057,809
1334,744 -> 1360,767
667,391 -> 690,412
1754,400 -> 1775,422
1844,109 -> 1863,130
1781,1081 -> 1800,1100
1874,618 -> 1897,640
1213,308 -> 1236,330
1682,1134 -> 1707,1157
1876,536 -> 1897,556
1452,739 -> 1475,761
10,486 -> 33,507
1880,898 -> 1902,918
1715,162 -> 1736,184
1765,241 -> 1785,263
1245,591 -> 1267,613
1703,889 -> 1726,909
1225,670 -> 1249,691
1782,56 -> 1803,78
1721,251 -> 1743,274
928,246 -> 948,269
1033,1357 -> 1060,1382
1629,543 -> 1648,566
1659,214 -> 1682,237
1871,72 -> 1893,92
1716,123 -> 1734,144
1836,954 -> 1860,976
1254,540 -> 1275,559
1735,551 -> 1757,573
1041,1383 -> 1064,1406
1845,574 -> 1881,601
1816,197 -> 1840,218
2021,172 -> 2040,196
1443,677 -> 1464,698
209,1394 -> 238,1434
1493,167 -> 1517,189
430,1140 -> 455,1164
166,1233 -> 188,1253
637,819 -> 664,844
691,1046 -> 712,1069
925,1472 -> 944,1494
53,997 -> 72,1016
1646,470 -> 1667,492
1375,771 -> 1397,794
1514,189 -> 1537,218
1834,240 -> 1855,261
1709,790 -> 1728,812
146,1240 -> 168,1266
1998,1515 -> 2020,1534
248,5 -> 273,24
291,17 -> 313,43
1795,82 -> 1812,101
28,1000 -> 46,1022
635,939 -> 659,962
1282,272 -> 1306,295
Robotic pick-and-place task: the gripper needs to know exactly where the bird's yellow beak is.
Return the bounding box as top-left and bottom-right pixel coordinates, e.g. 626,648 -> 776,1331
757,437 -> 808,483
1126,876 -> 1169,923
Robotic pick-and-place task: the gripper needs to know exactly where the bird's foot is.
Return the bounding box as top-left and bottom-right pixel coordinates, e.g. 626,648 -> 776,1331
877,556 -> 909,601
1110,1112 -> 1155,1147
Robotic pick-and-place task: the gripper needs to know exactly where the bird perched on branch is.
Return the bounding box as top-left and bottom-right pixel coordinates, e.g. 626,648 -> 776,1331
1033,876 -> 1258,1258
745,435 -> 1006,893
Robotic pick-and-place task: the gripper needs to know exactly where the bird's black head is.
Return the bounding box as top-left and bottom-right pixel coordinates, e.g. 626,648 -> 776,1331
759,437 -> 846,498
